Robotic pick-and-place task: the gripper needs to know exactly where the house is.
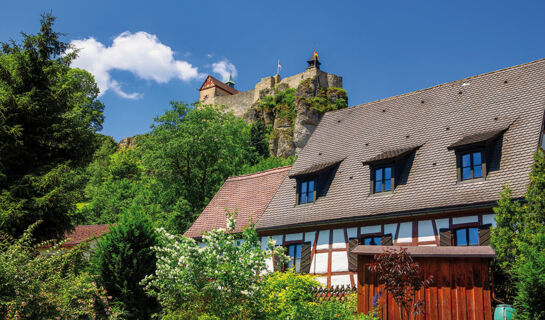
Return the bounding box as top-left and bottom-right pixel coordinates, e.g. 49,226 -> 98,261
187,58 -> 545,291
38,224 -> 110,252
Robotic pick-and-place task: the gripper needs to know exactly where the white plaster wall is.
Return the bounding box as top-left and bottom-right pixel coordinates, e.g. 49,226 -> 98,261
305,231 -> 316,247
435,218 -> 449,230
330,275 -> 351,286
397,222 -> 413,243
315,277 -> 328,286
316,230 -> 330,250
331,251 -> 348,272
384,223 -> 397,237
482,214 -> 496,227
418,220 -> 435,242
285,232 -> 303,242
312,252 -> 329,274
453,215 -> 478,224
361,225 -> 381,235
332,229 -> 346,249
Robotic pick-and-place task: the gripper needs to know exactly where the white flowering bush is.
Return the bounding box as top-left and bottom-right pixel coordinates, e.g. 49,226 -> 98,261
142,211 -> 287,319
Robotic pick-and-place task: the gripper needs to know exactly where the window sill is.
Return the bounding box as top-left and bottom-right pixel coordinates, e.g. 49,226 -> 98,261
367,190 -> 394,198
456,177 -> 486,185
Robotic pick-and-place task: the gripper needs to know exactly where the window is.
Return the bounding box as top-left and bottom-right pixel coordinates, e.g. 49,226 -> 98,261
286,244 -> 302,272
362,236 -> 382,245
461,151 -> 483,180
373,166 -> 393,193
298,179 -> 315,204
455,227 -> 479,246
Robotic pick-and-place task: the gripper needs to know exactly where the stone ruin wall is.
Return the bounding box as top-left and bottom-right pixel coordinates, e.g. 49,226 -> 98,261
212,69 -> 344,157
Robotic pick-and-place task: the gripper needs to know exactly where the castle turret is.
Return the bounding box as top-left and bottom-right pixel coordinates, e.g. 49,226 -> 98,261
306,50 -> 321,70
225,74 -> 235,88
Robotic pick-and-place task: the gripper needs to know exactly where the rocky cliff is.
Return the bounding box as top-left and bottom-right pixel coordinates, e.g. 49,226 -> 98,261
245,76 -> 348,158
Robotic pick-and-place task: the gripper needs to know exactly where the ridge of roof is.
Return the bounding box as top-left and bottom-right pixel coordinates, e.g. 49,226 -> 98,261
329,58 -> 545,115
227,165 -> 292,181
200,75 -> 240,95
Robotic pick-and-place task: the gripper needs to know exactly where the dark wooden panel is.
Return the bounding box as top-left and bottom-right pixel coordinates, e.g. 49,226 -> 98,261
357,257 -> 492,320
440,228 -> 452,246
348,238 -> 359,272
300,242 -> 312,274
479,224 -> 491,245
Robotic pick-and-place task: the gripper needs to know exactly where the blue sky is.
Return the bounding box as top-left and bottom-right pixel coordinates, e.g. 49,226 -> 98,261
2,1 -> 544,141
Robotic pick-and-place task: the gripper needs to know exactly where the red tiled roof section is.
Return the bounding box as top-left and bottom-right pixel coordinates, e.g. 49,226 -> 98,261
199,75 -> 240,95
184,166 -> 292,238
63,224 -> 110,247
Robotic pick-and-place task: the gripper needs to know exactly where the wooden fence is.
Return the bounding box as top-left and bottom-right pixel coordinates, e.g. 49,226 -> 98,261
312,284 -> 357,302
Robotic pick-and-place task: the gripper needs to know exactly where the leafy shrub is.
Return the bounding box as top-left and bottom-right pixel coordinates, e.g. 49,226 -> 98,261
142,211 -> 286,319
0,223 -> 119,319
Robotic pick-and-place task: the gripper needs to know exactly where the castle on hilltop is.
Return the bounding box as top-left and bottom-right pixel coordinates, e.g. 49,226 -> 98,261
198,51 -> 348,157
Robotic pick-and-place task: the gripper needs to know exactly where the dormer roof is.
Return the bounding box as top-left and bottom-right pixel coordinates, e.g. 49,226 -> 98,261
258,58 -> 545,231
199,75 -> 240,95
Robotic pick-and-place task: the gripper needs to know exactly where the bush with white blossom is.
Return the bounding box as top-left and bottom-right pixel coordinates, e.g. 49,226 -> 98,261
142,211 -> 287,319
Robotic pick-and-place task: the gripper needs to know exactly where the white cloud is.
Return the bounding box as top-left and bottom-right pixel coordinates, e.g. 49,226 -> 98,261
70,31 -> 202,98
212,59 -> 237,82
207,53 -> 213,58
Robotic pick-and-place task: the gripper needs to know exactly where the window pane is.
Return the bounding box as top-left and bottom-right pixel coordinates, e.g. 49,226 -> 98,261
289,245 -> 295,257
308,191 -> 314,203
462,154 -> 471,167
384,179 -> 391,191
373,237 -> 382,245
295,259 -> 301,273
473,152 -> 482,165
375,180 -> 382,193
296,244 -> 302,259
300,181 -> 307,193
468,228 -> 479,246
462,167 -> 472,180
456,228 -> 468,246
375,168 -> 383,181
473,164 -> 483,178
384,167 -> 392,180
364,238 -> 372,245
308,180 -> 315,193
300,192 -> 307,204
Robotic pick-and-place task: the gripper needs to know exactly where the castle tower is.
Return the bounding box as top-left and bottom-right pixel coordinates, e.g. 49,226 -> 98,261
225,74 -> 235,88
306,50 -> 321,70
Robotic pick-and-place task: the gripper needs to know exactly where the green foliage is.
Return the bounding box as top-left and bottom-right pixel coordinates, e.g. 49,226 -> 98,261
260,272 -> 379,320
260,271 -> 321,319
78,147 -> 146,224
238,156 -> 296,175
143,211 -> 287,320
258,88 -> 297,125
249,120 -> 270,159
138,102 -> 256,234
92,208 -> 159,319
492,149 -> 545,318
0,223 -> 119,319
0,14 -> 104,241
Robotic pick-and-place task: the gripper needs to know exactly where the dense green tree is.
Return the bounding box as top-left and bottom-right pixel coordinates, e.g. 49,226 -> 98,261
0,14 -> 104,241
78,146 -> 145,224
92,207 -> 158,319
139,102 -> 255,233
492,150 -> 545,318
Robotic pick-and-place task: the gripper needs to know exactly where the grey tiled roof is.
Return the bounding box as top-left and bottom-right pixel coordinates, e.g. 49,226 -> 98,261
289,158 -> 345,177
258,58 -> 545,230
447,126 -> 510,150
362,145 -> 422,164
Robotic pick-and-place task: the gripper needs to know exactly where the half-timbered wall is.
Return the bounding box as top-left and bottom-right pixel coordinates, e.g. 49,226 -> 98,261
261,212 -> 496,287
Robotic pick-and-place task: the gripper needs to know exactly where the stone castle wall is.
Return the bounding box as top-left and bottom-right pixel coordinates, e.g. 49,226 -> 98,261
213,68 -> 342,118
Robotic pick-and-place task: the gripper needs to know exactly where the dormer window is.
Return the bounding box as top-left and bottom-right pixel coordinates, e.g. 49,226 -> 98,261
372,165 -> 393,193
298,178 -> 315,204
461,151 -> 484,180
